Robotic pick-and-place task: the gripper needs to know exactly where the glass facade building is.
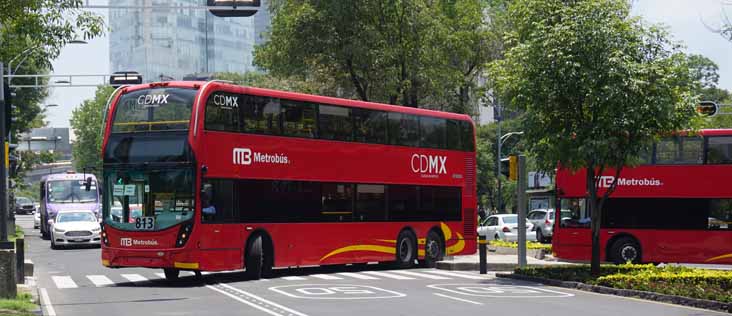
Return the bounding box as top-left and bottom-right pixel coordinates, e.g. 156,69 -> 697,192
109,0 -> 267,82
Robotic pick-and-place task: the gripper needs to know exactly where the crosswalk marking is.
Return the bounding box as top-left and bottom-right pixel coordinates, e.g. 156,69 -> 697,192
361,271 -> 415,280
422,270 -> 487,280
51,276 -> 78,289
337,272 -> 380,280
389,270 -> 451,280
310,274 -> 343,280
121,274 -> 149,283
282,276 -> 307,281
154,273 -> 166,279
86,275 -> 114,287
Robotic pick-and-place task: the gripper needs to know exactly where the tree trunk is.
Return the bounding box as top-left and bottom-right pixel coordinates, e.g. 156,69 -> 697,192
587,167 -> 601,276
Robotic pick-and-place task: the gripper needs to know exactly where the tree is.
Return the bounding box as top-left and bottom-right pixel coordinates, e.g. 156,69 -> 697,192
256,0 -> 504,114
70,86 -> 115,179
489,0 -> 699,275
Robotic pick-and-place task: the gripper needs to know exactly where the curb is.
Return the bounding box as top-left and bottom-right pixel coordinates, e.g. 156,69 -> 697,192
496,273 -> 732,314
436,261 -> 518,271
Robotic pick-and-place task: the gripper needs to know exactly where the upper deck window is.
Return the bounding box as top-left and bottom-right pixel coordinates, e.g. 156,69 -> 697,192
654,136 -> 703,164
707,136 -> 732,164
112,88 -> 197,133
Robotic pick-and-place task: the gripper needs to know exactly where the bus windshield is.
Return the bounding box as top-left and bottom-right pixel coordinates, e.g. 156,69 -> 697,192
48,180 -> 98,203
112,87 -> 197,133
103,168 -> 194,231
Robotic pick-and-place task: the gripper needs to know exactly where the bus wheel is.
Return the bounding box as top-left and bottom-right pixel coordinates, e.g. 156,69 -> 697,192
610,237 -> 641,264
422,231 -> 444,268
395,231 -> 417,268
163,268 -> 180,281
246,235 -> 272,280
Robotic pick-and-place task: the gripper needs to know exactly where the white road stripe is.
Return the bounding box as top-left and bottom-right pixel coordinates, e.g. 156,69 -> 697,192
361,271 -> 415,280
434,293 -> 483,305
86,275 -> 114,287
310,274 -> 343,280
422,270 -> 488,279
154,273 -> 166,279
40,288 -> 57,316
121,274 -> 149,283
207,285 -> 287,316
51,276 -> 77,289
282,276 -> 307,281
219,284 -> 309,316
389,270 -> 452,279
337,272 -> 380,280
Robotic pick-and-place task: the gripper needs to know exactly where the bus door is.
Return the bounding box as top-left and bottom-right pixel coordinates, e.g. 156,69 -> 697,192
198,180 -> 243,269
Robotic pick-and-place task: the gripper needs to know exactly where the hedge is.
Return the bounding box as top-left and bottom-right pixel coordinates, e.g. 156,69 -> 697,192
488,240 -> 552,251
515,264 -> 732,303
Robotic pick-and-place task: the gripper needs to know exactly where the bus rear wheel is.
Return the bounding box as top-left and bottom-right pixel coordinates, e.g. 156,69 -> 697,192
163,268 -> 180,281
395,231 -> 417,268
422,230 -> 444,268
610,237 -> 641,264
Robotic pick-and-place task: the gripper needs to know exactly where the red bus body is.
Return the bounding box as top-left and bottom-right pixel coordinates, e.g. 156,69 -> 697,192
554,129 -> 732,264
100,81 -> 477,272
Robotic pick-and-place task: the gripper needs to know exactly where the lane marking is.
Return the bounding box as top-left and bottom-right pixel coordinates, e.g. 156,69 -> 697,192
219,283 -> 309,316
40,288 -> 57,316
269,284 -> 407,300
389,270 -> 451,280
51,276 -> 78,289
337,272 -> 380,280
154,273 -> 166,279
428,284 -> 574,298
282,276 -> 307,281
361,271 -> 415,280
207,285 -> 289,316
86,275 -> 114,287
121,274 -> 149,284
310,274 -> 343,280
422,270 -> 488,279
433,292 -> 483,305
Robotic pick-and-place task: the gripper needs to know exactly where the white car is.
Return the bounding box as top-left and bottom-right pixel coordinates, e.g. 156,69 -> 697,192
50,211 -> 102,249
477,214 -> 536,242
34,211 -> 41,229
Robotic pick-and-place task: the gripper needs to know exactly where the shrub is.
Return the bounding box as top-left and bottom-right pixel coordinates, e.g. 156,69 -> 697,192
489,240 -> 552,251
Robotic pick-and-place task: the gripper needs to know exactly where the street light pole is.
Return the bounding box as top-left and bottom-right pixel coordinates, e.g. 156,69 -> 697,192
495,102 -> 502,213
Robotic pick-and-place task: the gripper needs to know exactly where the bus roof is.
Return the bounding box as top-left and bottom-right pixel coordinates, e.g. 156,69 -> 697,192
118,81 -> 474,123
41,173 -> 97,182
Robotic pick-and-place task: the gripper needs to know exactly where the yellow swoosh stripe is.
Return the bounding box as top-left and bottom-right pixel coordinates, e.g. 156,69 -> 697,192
320,245 -> 396,262
441,223 -> 452,240
446,233 -> 465,255
705,253 -> 732,263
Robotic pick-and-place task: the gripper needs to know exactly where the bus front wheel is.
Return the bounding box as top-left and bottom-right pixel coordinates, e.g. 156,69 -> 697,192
395,231 -> 417,268
610,237 -> 641,264
163,268 -> 180,281
245,235 -> 272,280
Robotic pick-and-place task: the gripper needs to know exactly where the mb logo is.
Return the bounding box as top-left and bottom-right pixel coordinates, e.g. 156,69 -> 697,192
233,148 -> 252,165
120,238 -> 132,247
597,176 -> 615,188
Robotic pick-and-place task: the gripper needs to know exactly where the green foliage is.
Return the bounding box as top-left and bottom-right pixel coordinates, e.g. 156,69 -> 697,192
0,292 -> 36,314
70,86 -> 115,179
256,0 -> 504,113
516,264 -> 732,303
489,0 -> 700,274
212,72 -> 326,95
489,239 -> 551,251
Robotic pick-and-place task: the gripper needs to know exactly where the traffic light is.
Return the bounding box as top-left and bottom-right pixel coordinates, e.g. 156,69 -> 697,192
697,101 -> 718,117
3,82 -> 11,138
500,155 -> 518,181
110,71 -> 143,88
207,0 -> 260,17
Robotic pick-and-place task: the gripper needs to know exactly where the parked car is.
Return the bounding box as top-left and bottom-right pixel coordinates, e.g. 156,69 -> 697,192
49,211 -> 102,249
477,214 -> 536,242
527,209 -> 555,243
14,196 -> 35,215
34,211 -> 41,229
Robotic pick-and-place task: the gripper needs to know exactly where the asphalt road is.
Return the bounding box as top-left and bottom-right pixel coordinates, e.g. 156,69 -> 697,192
16,215 -> 728,316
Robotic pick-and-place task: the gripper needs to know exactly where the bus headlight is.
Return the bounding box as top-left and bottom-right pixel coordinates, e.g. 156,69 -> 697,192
176,221 -> 193,247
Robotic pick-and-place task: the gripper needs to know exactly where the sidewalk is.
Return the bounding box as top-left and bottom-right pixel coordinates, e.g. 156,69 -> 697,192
436,253 -> 573,271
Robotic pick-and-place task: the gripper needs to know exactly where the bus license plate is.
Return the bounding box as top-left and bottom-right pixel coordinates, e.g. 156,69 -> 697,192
135,217 -> 155,230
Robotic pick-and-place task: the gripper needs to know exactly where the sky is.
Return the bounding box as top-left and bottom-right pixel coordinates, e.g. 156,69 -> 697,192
44,0 -> 732,134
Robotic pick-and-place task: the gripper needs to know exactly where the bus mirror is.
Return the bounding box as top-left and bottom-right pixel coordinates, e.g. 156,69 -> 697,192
85,177 -> 93,191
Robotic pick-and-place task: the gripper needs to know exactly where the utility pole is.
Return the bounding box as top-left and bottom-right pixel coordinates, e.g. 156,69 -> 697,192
0,63 -> 9,246
516,155 -> 528,268
495,102 -> 503,213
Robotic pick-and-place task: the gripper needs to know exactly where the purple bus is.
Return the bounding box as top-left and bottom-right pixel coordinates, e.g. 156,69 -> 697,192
39,173 -> 100,239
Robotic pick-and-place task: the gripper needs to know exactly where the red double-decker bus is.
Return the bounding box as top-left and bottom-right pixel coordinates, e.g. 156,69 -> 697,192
553,129 -> 732,265
100,81 -> 477,280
